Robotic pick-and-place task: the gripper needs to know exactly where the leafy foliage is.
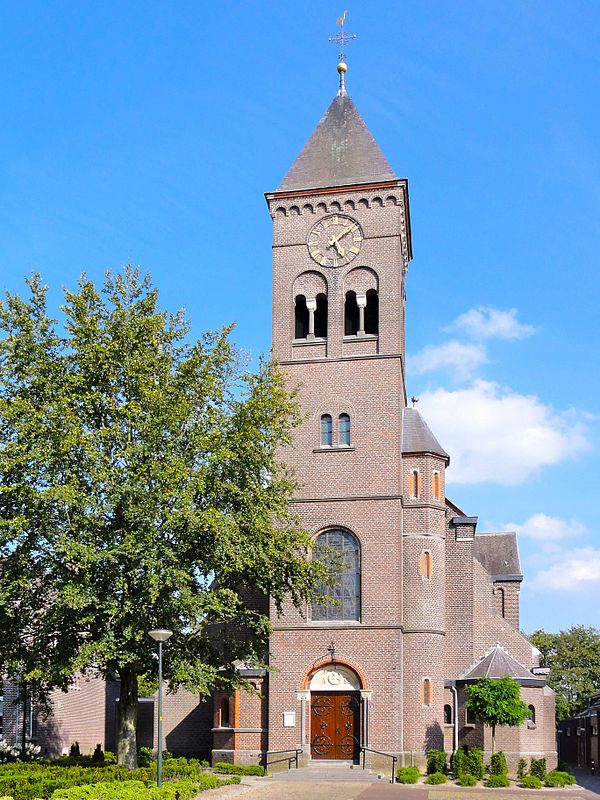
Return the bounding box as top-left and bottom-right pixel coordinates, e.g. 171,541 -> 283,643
425,772 -> 447,785
529,626 -> 600,721
465,677 -> 529,751
0,269 -> 326,768
529,757 -> 546,780
457,774 -> 478,786
426,749 -> 447,775
212,762 -> 264,776
485,774 -> 510,787
395,767 -> 420,784
517,757 -> 528,780
544,771 -> 576,787
464,748 -> 485,780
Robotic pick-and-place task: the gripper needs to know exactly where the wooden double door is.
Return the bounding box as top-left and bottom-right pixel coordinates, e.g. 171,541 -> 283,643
310,691 -> 360,760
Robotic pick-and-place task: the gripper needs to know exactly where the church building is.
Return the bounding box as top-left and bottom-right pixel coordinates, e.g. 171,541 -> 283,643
211,60 -> 557,771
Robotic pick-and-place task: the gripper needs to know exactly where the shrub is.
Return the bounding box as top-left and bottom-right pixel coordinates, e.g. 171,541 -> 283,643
137,748 -> 153,768
490,751 -> 508,776
529,758 -> 546,780
425,772 -> 447,785
450,747 -> 466,778
69,744 -> 80,759
521,775 -> 543,789
426,749 -> 447,775
212,762 -> 264,776
458,774 -> 478,786
517,758 -> 528,780
486,774 -> 510,787
200,760 -> 209,769
465,748 -> 485,780
544,771 -> 576,787
396,767 -> 420,784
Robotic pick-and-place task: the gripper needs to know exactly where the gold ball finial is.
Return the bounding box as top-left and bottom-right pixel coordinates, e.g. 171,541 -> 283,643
337,61 -> 348,74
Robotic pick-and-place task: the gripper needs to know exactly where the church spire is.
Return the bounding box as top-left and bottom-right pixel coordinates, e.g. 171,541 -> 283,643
328,11 -> 356,97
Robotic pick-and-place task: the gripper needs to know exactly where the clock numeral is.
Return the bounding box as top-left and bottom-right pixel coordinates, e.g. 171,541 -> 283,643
333,215 -> 339,225
353,235 -> 362,243
332,257 -> 338,268
349,246 -> 360,255
320,257 -> 328,266
311,250 -> 322,259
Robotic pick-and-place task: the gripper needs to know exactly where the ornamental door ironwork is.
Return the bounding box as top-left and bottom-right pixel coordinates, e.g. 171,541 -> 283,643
310,691 -> 360,760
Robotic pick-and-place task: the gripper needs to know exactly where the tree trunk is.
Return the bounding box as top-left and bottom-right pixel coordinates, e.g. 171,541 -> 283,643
117,668 -> 138,769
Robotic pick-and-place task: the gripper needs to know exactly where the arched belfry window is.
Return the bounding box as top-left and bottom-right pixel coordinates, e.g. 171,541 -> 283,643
295,295 -> 309,339
321,414 -> 332,447
364,289 -> 379,335
339,413 -> 351,446
312,529 -> 361,621
344,291 -> 359,336
315,293 -> 328,338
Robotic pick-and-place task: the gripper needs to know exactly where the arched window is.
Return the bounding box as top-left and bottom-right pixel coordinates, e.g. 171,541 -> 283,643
409,470 -> 422,498
314,293 -> 328,338
495,587 -> 505,618
312,529 -> 360,621
444,704 -> 453,724
364,289 -> 379,335
218,697 -> 230,727
339,413 -> 351,446
320,414 -> 332,447
419,550 -> 432,579
420,677 -> 432,706
466,705 -> 476,724
528,704 -> 536,723
295,295 -> 309,339
344,291 -> 359,336
432,471 -> 441,500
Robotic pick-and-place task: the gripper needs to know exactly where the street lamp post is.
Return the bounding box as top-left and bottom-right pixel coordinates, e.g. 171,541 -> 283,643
148,628 -> 173,788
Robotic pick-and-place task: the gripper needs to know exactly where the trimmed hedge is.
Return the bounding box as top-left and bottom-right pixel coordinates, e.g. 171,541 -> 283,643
426,749 -> 447,775
396,767 -> 420,784
212,762 -> 264,776
521,775 -> 543,789
544,771 -> 576,788
425,772 -> 447,785
457,774 -> 478,786
465,748 -> 485,780
490,751 -> 508,777
530,758 -> 546,780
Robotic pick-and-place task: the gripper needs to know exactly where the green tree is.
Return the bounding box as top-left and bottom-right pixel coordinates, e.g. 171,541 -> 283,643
0,268 -> 325,769
530,626 -> 600,721
465,677 -> 529,752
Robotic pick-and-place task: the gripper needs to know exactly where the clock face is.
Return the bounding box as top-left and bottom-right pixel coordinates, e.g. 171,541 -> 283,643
307,214 -> 363,268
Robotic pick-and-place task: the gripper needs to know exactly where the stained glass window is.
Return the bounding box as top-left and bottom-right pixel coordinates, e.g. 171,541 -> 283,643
312,529 -> 360,621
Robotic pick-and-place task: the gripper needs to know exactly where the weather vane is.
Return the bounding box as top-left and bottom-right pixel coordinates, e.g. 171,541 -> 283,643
329,11 -> 357,94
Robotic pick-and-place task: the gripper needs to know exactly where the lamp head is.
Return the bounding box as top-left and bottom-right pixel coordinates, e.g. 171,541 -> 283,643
148,629 -> 173,643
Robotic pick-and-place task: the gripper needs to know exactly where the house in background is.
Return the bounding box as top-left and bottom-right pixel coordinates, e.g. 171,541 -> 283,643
558,693 -> 600,769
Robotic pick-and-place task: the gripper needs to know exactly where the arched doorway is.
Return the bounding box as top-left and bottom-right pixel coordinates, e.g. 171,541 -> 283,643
309,664 -> 362,761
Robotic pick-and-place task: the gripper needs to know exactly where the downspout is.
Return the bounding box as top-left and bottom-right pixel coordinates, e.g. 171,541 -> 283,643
451,684 -> 459,753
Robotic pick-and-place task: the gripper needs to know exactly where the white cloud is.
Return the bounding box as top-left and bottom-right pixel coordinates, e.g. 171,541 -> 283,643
417,380 -> 590,485
529,548 -> 600,592
507,513 -> 587,542
408,340 -> 487,381
450,306 -> 535,340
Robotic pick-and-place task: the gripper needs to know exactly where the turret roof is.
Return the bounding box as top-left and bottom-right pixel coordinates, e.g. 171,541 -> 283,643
401,407 -> 449,461
277,92 -> 397,193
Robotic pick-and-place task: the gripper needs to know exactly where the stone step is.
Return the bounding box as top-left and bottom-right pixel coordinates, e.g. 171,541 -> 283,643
270,763 -> 385,782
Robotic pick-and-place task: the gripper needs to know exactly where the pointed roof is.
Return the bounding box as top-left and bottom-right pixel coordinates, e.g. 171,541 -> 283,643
277,93 -> 397,192
459,643 -> 541,685
474,532 -> 522,580
402,407 -> 449,461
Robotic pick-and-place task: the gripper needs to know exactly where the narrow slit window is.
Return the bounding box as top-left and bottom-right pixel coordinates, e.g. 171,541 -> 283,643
421,678 -> 432,706
419,551 -> 432,578
218,697 -> 230,727
432,471 -> 441,500
294,295 -> 309,339
444,704 -> 452,724
344,291 -> 359,336
314,293 -> 328,338
364,289 -> 379,334
321,414 -> 332,447
528,705 -> 536,723
339,413 -> 351,446
409,470 -> 421,498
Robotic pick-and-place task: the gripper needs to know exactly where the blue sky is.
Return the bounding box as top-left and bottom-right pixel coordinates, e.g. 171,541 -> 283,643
1,1 -> 598,634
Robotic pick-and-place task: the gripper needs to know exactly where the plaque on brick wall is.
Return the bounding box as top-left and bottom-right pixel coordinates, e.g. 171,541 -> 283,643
283,711 -> 296,727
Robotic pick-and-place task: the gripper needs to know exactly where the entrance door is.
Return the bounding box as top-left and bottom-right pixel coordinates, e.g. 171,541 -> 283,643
310,691 -> 360,760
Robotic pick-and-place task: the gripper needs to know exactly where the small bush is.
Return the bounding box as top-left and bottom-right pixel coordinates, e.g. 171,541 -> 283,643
517,758 -> 528,780
212,762 -> 264,776
486,774 -> 510,788
490,751 -> 508,777
426,749 -> 447,775
451,747 -> 466,778
544,771 -> 576,788
465,748 -> 485,780
200,760 -> 209,768
458,774 -> 478,786
137,748 -> 153,768
69,743 -> 80,758
530,758 -> 546,780
521,775 -> 543,789
425,772 -> 447,785
396,767 -> 420,784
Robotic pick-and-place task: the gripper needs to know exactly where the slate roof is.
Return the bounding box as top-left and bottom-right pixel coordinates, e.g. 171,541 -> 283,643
277,92 -> 397,192
474,532 -> 522,579
459,643 -> 535,683
401,407 -> 449,461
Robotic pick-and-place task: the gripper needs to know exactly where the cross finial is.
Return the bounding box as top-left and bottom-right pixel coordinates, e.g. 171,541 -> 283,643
327,641 -> 336,660
328,11 -> 357,96
411,396 -> 419,408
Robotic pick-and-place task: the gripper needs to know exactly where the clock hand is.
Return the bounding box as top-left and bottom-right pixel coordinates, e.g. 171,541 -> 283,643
328,226 -> 352,247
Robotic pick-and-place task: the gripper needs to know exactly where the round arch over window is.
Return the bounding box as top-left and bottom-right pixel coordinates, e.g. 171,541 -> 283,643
312,529 -> 361,622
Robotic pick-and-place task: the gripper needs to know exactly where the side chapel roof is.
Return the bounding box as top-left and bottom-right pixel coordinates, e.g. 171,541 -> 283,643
459,643 -> 541,685
474,532 -> 522,580
401,407 -> 449,461
277,92 -> 397,192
